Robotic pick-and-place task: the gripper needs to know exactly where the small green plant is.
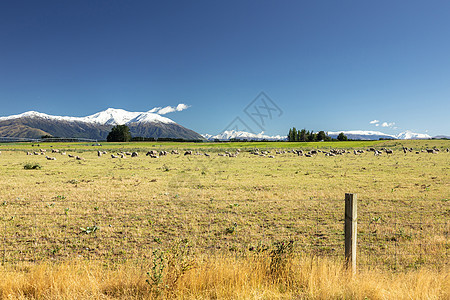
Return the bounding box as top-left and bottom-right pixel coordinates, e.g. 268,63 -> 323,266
371,216 -> 382,223
269,240 -> 295,280
23,162 -> 41,170
80,225 -> 99,234
64,208 -> 69,215
225,222 -> 237,234
146,239 -> 196,296
55,195 -> 66,200
147,248 -> 165,287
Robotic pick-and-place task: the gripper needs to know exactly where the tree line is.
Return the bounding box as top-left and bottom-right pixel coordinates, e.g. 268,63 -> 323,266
287,128 -> 347,142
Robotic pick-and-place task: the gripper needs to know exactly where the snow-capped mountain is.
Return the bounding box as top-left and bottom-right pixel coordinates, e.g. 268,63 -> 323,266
202,130 -> 286,141
0,108 -> 202,140
327,130 -> 431,140
395,130 -> 431,140
203,129 -> 433,141
327,130 -> 396,140
0,108 -> 175,125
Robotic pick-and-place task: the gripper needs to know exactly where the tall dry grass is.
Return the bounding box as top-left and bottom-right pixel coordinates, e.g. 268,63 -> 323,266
0,255 -> 448,299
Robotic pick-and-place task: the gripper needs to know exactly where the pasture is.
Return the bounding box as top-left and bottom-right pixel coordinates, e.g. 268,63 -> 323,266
0,139 -> 448,299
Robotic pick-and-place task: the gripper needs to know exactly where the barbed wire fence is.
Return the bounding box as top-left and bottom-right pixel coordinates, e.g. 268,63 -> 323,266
1,195 -> 448,271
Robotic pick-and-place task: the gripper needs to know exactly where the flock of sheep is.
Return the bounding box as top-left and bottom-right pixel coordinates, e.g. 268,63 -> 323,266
21,145 -> 449,161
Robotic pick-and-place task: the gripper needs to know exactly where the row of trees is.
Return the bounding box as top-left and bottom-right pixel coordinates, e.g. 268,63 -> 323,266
287,128 -> 348,142
288,128 -> 331,142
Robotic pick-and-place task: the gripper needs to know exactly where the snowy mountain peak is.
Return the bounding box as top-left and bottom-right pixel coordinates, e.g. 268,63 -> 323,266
395,130 -> 431,140
202,130 -> 286,141
327,130 -> 431,140
204,129 -> 433,141
0,108 -> 175,125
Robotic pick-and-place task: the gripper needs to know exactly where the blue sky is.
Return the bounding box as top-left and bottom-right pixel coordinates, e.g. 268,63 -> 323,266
1,1 -> 449,137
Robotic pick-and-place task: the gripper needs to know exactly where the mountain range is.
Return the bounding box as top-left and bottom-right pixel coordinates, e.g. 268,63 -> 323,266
202,130 -> 433,141
0,109 -> 439,141
0,109 -> 203,140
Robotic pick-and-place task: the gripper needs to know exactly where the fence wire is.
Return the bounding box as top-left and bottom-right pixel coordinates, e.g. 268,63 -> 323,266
0,198 -> 448,271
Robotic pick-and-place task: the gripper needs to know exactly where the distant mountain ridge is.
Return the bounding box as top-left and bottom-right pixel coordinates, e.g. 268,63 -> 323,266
202,130 -> 285,141
327,130 -> 431,140
0,108 -> 203,140
203,130 -> 434,141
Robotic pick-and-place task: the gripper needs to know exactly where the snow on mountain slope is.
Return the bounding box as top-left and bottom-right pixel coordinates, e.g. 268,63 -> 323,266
326,130 -> 396,138
203,130 -> 286,141
0,108 -> 175,125
328,130 -> 431,140
395,130 -> 431,139
204,129 -> 433,141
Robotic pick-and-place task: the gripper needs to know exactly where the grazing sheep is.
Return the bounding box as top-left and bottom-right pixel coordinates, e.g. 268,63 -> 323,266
61,152 -> 66,155
426,149 -> 436,154
120,154 -> 126,159
75,156 -> 84,160
124,152 -> 132,156
218,153 -> 225,156
27,152 -> 32,155
184,150 -> 192,155
51,149 -> 60,153
97,150 -> 102,157
111,154 -> 118,158
268,155 -> 275,158
131,152 -> 138,157
45,156 -> 56,160
385,149 -> 393,155
171,150 -> 179,155
146,150 -> 158,156
68,154 -> 75,158
159,151 -> 167,156
40,149 -> 46,153
204,153 -> 210,157
305,154 -> 312,158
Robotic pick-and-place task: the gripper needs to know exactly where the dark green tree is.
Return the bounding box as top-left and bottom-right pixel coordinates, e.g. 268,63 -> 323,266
292,127 -> 298,141
299,129 -> 307,142
337,132 -> 348,141
307,131 -> 316,142
107,125 -> 132,142
317,131 -> 326,141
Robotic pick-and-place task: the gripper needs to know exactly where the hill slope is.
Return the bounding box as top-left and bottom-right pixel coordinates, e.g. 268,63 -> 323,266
0,109 -> 203,140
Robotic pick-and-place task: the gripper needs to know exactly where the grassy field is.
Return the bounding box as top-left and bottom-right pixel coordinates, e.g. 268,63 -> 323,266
0,139 -> 448,299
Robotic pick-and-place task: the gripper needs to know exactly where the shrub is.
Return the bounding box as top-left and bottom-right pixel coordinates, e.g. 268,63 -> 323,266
23,162 -> 42,170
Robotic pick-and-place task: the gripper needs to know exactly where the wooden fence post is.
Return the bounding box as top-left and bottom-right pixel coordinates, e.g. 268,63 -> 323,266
345,193 -> 357,274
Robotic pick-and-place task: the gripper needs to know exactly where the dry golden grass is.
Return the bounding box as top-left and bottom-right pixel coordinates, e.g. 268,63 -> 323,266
0,255 -> 448,299
0,140 -> 448,298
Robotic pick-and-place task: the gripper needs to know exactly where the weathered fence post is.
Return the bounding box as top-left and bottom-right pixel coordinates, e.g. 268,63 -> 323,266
345,193 -> 357,274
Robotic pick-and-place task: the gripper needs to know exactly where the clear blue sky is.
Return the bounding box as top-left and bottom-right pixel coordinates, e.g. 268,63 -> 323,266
1,1 -> 449,136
